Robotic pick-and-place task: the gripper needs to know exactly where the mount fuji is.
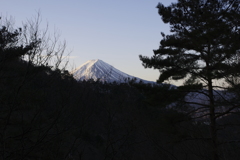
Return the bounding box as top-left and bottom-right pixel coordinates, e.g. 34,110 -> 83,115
71,59 -> 155,84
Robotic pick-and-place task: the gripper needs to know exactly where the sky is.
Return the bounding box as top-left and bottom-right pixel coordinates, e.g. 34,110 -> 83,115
2,0 -> 178,83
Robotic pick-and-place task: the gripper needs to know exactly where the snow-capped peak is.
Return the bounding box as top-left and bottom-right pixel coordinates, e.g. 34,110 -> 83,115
71,59 -> 154,83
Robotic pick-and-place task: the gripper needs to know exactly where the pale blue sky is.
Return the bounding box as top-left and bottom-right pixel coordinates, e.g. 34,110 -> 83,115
2,0 -> 177,82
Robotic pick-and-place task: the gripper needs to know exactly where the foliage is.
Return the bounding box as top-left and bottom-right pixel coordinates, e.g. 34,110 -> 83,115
139,0 -> 240,159
140,0 -> 240,84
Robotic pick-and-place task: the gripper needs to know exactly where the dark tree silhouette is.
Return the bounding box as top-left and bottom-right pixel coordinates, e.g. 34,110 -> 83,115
0,16 -> 76,159
139,0 -> 240,159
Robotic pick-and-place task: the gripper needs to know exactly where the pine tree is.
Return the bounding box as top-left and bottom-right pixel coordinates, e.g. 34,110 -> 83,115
139,0 -> 240,159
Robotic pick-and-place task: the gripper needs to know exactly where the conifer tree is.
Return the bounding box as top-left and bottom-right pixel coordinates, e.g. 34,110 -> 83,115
139,0 -> 240,159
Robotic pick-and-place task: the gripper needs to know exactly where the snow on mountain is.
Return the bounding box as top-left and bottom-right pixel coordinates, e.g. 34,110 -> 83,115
71,59 -> 155,83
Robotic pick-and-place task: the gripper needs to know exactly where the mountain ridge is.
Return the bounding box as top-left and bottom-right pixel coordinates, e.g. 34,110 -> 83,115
71,59 -> 155,84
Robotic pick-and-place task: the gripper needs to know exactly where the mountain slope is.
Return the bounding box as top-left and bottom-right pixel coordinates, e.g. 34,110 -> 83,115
71,59 -> 154,83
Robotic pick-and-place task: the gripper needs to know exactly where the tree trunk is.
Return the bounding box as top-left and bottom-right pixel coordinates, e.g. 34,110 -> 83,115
206,58 -> 219,160
208,79 -> 218,160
